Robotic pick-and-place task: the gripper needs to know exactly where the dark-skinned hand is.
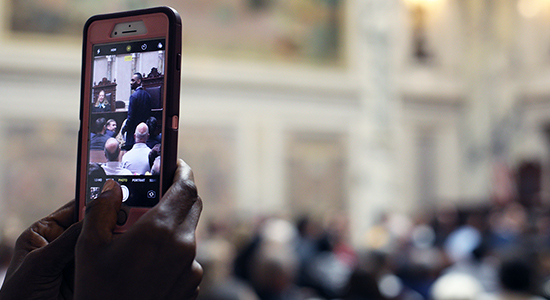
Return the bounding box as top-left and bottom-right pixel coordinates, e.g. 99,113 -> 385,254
75,159 -> 203,300
0,159 -> 202,300
0,200 -> 81,300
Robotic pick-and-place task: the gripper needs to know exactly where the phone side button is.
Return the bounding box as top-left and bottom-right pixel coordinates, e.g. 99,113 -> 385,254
172,115 -> 179,130
116,209 -> 128,226
176,53 -> 181,71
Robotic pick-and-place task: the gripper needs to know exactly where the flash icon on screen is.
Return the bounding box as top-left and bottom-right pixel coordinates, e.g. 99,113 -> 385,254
126,45 -> 132,52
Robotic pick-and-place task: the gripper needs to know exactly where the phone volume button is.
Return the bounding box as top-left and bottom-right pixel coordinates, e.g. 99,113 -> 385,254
176,53 -> 181,71
172,115 -> 179,130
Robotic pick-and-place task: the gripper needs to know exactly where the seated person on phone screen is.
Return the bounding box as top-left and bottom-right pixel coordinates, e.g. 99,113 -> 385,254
92,90 -> 111,113
122,122 -> 151,175
105,119 -> 117,137
103,138 -> 132,176
90,117 -> 110,151
146,116 -> 162,149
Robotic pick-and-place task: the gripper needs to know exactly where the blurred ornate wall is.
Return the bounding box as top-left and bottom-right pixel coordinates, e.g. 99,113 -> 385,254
2,0 -> 550,247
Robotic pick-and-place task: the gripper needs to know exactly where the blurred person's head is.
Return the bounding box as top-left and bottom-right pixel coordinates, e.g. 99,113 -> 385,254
344,269 -> 383,300
499,259 -> 533,292
430,273 -> 483,300
327,212 -> 351,244
146,116 -> 158,136
197,239 -> 236,286
435,205 -> 459,231
465,210 -> 487,232
355,250 -> 388,275
501,202 -> 528,234
296,215 -> 324,239
135,122 -> 149,143
149,143 -> 161,168
96,90 -> 105,105
250,243 -> 298,295
444,222 -> 481,263
151,157 -> 160,176
94,117 -> 107,134
104,138 -> 121,162
131,72 -> 143,90
251,220 -> 298,295
106,119 -> 117,132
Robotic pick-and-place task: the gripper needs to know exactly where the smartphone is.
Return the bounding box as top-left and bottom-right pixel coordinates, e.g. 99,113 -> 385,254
75,6 -> 182,230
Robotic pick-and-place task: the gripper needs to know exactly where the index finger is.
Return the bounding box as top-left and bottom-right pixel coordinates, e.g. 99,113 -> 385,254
147,159 -> 200,227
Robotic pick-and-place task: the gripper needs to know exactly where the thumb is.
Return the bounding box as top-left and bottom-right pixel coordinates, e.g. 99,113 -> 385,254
79,180 -> 122,248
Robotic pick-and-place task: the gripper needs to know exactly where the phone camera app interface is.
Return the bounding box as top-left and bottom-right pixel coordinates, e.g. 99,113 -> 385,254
87,38 -> 166,208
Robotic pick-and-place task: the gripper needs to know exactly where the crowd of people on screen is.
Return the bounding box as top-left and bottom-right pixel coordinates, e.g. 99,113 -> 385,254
90,116 -> 161,176
90,72 -> 161,176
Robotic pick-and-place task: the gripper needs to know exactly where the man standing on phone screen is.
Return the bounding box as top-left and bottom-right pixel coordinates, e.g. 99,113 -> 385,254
124,72 -> 152,150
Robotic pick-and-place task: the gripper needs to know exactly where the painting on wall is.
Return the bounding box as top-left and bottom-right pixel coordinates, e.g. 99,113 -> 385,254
9,0 -> 345,65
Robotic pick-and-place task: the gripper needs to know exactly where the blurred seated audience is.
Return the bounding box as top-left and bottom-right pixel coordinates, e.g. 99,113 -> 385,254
197,238 -> 259,300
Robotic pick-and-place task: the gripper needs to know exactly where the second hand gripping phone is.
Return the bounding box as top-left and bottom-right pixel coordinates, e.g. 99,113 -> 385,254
76,7 -> 182,231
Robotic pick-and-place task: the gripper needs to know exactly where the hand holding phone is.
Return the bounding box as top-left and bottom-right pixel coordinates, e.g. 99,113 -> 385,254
0,160 -> 202,300
75,159 -> 203,300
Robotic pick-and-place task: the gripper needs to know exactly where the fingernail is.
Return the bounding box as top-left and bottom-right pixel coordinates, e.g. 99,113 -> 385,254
102,179 -> 116,193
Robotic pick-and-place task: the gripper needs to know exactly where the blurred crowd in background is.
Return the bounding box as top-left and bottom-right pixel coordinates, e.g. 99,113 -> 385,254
196,198 -> 550,300
2,196 -> 549,300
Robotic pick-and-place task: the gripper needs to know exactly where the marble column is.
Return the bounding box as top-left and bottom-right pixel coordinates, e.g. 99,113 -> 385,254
459,0 -> 517,202
349,0 -> 400,247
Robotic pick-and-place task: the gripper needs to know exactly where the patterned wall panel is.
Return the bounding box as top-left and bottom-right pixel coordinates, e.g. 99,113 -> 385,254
9,0 -> 344,65
286,132 -> 347,218
178,126 -> 237,223
2,120 -> 78,239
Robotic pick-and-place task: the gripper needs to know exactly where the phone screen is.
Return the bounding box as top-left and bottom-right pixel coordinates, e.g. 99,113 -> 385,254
86,38 -> 166,207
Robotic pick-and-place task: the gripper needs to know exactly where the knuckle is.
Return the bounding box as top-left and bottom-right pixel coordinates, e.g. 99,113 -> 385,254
174,234 -> 197,265
146,219 -> 175,242
174,178 -> 199,200
14,228 -> 33,248
192,260 -> 203,281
